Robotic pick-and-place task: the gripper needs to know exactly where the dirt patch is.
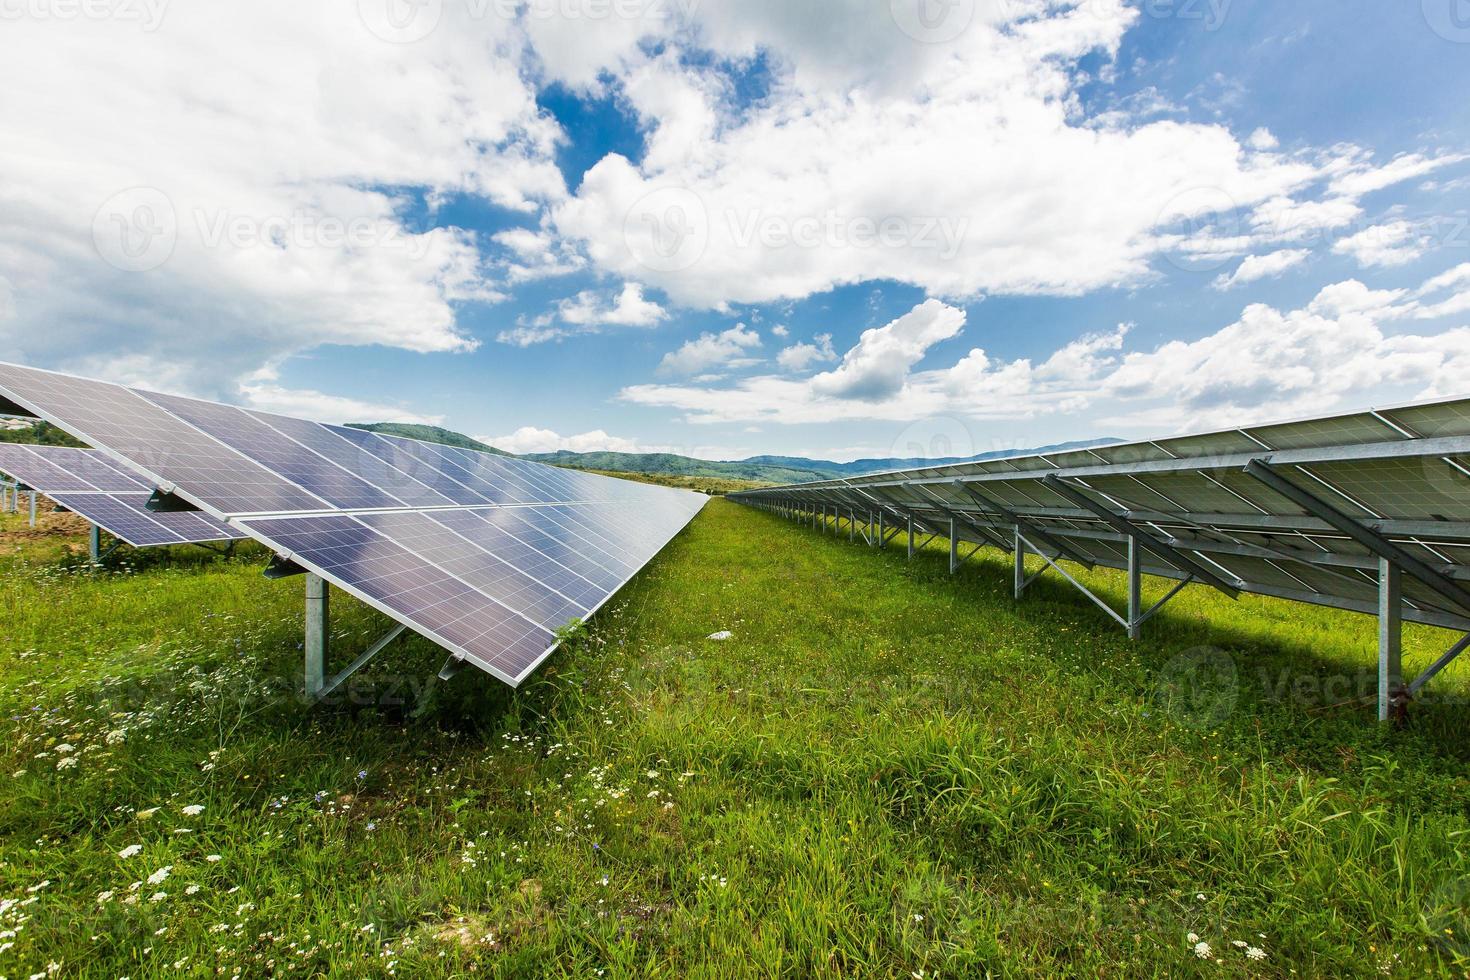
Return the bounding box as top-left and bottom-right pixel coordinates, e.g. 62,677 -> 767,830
418,879 -> 550,953
1,497 -> 90,539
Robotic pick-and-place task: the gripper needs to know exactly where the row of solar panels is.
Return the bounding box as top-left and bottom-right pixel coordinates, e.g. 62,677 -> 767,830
0,444 -> 244,546
0,362 -> 706,685
731,397 -> 1470,631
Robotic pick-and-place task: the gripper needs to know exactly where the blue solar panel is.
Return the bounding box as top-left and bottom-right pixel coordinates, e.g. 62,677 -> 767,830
245,411 -> 456,509
47,492 -> 243,547
0,360 -> 709,687
326,425 -> 491,506
0,365 -> 324,515
240,514 -> 558,683
0,445 -> 100,492
140,391 -> 404,511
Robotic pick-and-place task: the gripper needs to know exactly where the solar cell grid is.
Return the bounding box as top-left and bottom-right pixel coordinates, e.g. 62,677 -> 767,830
142,391 -> 404,511
0,445 -> 100,492
240,514 -> 561,682
251,413 -> 458,509
0,364 -> 324,516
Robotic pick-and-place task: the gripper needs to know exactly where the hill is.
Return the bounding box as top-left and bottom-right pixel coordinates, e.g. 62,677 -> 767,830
346,418 -> 1119,486
345,422 -> 506,454
525,438 -> 1120,485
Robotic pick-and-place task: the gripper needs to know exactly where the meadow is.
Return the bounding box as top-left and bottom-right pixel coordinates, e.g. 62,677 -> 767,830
0,496 -> 1467,977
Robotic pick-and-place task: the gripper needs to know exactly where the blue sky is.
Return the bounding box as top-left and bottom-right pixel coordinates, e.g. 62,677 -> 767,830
2,0 -> 1468,462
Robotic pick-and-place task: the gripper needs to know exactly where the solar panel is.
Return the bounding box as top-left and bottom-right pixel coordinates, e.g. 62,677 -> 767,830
0,445 -> 246,547
731,395 -> 1470,635
0,360 -> 707,686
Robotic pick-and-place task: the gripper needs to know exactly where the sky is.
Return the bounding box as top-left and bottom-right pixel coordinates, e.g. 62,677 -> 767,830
1,0 -> 1468,464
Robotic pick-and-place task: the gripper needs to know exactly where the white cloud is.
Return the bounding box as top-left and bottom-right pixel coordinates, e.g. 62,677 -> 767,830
493,226 -> 587,282
487,426 -> 654,455
0,3 -> 565,397
621,269 -> 1470,431
1328,152 -> 1468,200
235,384 -> 444,426
496,282 -> 666,346
658,323 -> 762,377
776,334 -> 837,372
1333,221 -> 1426,269
559,282 -> 667,327
551,2 -> 1318,308
1213,249 -> 1311,289
811,300 -> 965,400
771,324 -> 790,338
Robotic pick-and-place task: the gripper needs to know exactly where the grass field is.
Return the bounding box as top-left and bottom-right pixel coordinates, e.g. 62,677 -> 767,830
1,497 -> 1468,977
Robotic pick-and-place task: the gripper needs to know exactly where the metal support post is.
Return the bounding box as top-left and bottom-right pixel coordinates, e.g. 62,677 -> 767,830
849,510 -> 855,543
1379,558 -> 1404,724
1127,535 -> 1142,640
877,511 -> 884,549
89,525 -> 101,561
29,490 -> 37,527
305,574 -> 329,699
907,515 -> 915,560
1014,526 -> 1025,599
949,518 -> 958,574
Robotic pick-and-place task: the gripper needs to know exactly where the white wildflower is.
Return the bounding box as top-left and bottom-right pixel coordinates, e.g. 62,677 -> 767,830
55,757 -> 78,770
146,866 -> 171,886
204,854 -> 221,863
55,744 -> 75,754
182,805 -> 204,817
118,844 -> 143,858
1246,947 -> 1266,961
1193,942 -> 1212,959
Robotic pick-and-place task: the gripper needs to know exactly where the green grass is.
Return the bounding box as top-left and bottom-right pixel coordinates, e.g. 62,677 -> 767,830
1,499 -> 1468,977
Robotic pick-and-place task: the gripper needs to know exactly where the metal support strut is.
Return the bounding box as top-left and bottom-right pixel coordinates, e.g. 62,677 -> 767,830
301,573 -> 409,701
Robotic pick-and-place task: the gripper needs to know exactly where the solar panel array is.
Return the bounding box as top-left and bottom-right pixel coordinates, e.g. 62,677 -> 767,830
731,399 -> 1470,631
0,444 -> 244,547
0,362 -> 705,685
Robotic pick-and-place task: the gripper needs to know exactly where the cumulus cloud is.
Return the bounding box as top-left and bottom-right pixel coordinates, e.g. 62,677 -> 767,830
622,270 -> 1470,431
1213,249 -> 1311,289
496,282 -> 666,346
1332,221 -> 1426,269
0,3 -> 566,397
236,384 -> 444,426
559,282 -> 667,327
811,301 -> 965,400
551,2 -> 1322,309
657,323 -> 762,377
487,426 -> 655,455
776,334 -> 837,372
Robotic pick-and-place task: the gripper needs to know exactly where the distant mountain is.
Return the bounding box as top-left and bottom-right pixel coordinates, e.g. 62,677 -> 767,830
740,440 -> 1120,477
346,422 -> 507,455
524,439 -> 1121,485
522,451 -> 833,485
350,419 -> 1120,486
